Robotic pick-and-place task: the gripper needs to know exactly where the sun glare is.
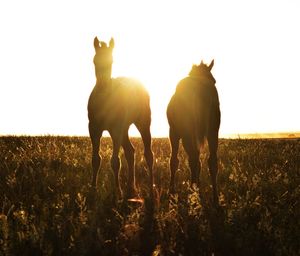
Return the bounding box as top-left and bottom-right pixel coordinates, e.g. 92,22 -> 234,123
0,1 -> 299,137
109,34 -> 217,137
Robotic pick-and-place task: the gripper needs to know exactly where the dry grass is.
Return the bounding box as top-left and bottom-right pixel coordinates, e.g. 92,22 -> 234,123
0,136 -> 299,255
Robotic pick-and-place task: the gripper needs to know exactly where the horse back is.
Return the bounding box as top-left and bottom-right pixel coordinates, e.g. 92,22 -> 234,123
167,77 -> 220,143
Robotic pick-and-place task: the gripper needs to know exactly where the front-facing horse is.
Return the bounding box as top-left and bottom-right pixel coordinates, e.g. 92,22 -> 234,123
88,37 -> 153,199
167,60 -> 220,204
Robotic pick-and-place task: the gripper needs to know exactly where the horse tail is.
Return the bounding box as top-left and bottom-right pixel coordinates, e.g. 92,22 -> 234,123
207,88 -> 221,138
198,116 -> 206,148
194,100 -> 206,148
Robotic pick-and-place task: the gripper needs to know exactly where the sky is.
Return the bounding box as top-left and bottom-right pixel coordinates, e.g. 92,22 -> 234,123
0,0 -> 299,137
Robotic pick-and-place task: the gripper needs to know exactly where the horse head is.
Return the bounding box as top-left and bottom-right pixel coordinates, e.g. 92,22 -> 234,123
93,37 -> 115,83
189,60 -> 216,84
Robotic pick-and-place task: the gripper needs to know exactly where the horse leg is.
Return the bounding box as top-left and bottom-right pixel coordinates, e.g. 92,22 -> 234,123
208,132 -> 219,204
122,133 -> 136,198
169,128 -> 179,193
89,123 -> 102,187
135,122 -> 154,197
182,137 -> 200,188
110,130 -> 123,198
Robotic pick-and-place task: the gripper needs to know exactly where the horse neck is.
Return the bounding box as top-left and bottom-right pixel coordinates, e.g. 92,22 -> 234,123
95,77 -> 112,89
95,68 -> 112,88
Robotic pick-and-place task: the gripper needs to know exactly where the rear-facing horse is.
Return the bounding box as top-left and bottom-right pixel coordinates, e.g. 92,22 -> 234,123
167,60 -> 220,204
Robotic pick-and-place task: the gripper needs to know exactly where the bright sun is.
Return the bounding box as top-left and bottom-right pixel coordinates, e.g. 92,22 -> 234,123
108,35 -> 214,137
0,1 -> 299,137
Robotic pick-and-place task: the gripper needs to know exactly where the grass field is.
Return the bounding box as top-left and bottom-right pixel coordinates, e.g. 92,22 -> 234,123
0,136 -> 299,255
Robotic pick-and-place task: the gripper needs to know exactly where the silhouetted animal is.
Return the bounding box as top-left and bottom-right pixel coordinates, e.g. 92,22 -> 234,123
88,37 -> 153,198
167,60 -> 220,203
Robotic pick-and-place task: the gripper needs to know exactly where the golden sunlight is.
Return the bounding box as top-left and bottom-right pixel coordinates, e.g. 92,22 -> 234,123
109,34 -> 216,137
0,1 -> 299,136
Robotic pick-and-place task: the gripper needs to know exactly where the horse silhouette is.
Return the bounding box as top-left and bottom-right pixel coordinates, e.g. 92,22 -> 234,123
167,60 -> 220,203
88,37 -> 153,198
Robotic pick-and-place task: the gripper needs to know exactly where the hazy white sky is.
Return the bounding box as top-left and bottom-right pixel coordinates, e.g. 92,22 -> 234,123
0,0 -> 299,137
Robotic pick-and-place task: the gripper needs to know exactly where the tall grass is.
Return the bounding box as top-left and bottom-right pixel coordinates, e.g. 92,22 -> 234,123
0,136 -> 299,255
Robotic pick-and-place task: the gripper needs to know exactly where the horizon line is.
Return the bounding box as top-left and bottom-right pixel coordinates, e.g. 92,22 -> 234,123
1,131 -> 300,139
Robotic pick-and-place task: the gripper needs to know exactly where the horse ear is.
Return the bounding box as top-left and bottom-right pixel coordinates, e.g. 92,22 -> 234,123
200,60 -> 204,65
208,59 -> 214,71
109,38 -> 115,49
94,37 -> 100,50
